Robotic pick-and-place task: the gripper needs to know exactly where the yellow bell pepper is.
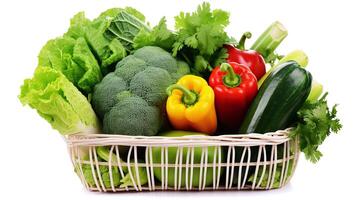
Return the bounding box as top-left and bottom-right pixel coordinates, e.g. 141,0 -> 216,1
166,75 -> 217,134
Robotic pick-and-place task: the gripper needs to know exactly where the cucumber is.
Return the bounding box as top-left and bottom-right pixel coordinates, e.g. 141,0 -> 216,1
233,61 -> 311,185
240,61 -> 312,134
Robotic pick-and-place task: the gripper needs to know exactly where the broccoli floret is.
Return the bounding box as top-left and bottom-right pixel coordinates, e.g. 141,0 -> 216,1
130,67 -> 173,106
91,73 -> 127,119
114,55 -> 148,82
172,60 -> 191,80
133,46 -> 178,74
103,92 -> 161,135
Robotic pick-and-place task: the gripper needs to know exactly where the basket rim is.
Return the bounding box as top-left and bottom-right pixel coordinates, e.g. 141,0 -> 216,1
66,128 -> 294,147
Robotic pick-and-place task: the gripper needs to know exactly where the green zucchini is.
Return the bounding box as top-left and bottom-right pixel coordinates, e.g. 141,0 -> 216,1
233,61 -> 312,185
240,61 -> 312,134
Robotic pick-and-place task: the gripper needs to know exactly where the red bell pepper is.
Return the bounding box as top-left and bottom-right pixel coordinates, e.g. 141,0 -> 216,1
209,62 -> 258,131
224,32 -> 266,80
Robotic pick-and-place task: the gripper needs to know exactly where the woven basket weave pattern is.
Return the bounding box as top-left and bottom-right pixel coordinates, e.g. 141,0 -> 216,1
66,129 -> 299,192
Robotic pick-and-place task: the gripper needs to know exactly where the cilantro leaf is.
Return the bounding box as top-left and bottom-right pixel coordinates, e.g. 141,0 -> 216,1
173,2 -> 231,76
211,47 -> 229,67
290,93 -> 342,163
174,2 -> 230,55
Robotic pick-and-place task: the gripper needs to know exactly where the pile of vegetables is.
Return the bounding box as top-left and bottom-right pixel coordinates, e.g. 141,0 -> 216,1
19,2 -> 342,189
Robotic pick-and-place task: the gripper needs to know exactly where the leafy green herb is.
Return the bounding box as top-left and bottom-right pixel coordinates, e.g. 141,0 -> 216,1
133,17 -> 177,51
290,93 -> 342,163
172,2 -> 231,76
173,2 -> 229,55
210,47 -> 229,68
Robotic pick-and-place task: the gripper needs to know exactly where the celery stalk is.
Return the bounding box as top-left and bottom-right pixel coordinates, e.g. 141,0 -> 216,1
258,50 -> 309,88
307,81 -> 323,102
251,21 -> 288,62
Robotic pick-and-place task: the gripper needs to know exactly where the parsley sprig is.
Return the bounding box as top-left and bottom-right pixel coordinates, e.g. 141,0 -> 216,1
290,93 -> 342,163
172,2 -> 233,77
132,2 -> 234,78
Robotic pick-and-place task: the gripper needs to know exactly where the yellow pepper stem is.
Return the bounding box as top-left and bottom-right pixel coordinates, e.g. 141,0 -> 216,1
220,63 -> 241,88
166,84 -> 197,106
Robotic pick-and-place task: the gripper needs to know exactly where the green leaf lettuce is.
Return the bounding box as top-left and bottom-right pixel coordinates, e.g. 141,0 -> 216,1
38,36 -> 102,94
64,10 -> 127,75
19,67 -> 99,135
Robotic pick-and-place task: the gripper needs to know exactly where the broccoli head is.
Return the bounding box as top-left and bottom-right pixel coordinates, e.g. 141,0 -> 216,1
91,46 -> 189,136
132,46 -> 178,74
91,73 -> 127,119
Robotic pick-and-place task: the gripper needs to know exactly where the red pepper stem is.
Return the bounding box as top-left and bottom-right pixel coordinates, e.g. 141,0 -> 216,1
237,32 -> 252,50
220,63 -> 241,88
166,84 -> 197,106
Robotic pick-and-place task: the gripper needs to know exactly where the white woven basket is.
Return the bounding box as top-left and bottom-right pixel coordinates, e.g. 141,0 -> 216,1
66,128 -> 299,192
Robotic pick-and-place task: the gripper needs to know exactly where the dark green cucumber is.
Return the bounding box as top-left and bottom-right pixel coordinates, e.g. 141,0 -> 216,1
240,61 -> 312,134
233,61 -> 312,185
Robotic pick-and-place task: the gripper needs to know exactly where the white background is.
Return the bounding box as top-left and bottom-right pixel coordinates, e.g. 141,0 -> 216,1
1,0 -> 356,199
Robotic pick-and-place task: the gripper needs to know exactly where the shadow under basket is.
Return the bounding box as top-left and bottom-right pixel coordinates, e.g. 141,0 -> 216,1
65,128 -> 299,192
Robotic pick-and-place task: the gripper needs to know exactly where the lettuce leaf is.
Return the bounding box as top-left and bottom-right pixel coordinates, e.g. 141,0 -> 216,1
62,7 -> 146,75
85,19 -> 126,74
64,11 -> 127,75
64,12 -> 91,40
38,36 -> 102,94
19,67 -> 99,135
